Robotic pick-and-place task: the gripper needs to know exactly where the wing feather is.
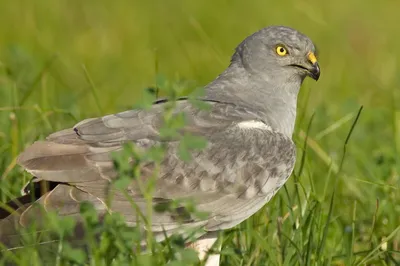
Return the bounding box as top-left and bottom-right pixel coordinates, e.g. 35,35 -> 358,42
4,100 -> 296,247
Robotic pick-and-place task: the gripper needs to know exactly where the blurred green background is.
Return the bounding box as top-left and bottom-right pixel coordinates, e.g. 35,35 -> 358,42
0,0 -> 399,264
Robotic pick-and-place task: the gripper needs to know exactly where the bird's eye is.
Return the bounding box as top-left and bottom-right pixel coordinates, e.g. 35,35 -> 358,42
276,46 -> 288,56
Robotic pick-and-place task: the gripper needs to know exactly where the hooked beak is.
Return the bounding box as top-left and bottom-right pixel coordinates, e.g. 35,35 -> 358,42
306,52 -> 320,81
289,51 -> 320,81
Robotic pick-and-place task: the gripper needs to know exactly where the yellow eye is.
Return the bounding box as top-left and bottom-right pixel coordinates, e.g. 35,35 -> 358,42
276,46 -> 288,56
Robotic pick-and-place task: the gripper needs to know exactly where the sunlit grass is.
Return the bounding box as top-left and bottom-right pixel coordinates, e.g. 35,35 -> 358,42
0,0 -> 400,265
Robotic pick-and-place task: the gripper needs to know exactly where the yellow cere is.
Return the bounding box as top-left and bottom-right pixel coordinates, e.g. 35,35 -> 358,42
307,52 -> 317,64
276,46 -> 287,56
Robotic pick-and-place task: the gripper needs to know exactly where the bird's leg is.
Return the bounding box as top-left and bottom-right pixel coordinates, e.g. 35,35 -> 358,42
186,235 -> 220,266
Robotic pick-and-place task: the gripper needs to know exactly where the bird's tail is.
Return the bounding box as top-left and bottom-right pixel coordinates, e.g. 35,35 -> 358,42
0,179 -> 57,251
0,193 -> 36,252
0,194 -> 33,219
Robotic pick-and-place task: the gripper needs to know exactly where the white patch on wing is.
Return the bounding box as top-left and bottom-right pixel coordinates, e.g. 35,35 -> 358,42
237,120 -> 272,131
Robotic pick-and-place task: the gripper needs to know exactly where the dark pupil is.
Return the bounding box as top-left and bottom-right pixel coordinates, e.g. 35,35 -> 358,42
280,48 -> 285,53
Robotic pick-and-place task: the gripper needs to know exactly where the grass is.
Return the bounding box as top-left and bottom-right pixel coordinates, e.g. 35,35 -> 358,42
0,0 -> 400,265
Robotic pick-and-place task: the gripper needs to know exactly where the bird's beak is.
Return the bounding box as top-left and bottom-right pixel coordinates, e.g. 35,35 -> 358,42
306,52 -> 320,81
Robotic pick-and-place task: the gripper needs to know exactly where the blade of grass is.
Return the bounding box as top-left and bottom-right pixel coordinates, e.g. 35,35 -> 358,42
291,112 -> 315,240
347,200 -> 357,265
317,106 -> 363,259
19,55 -> 58,106
368,199 -> 379,248
298,130 -> 339,174
315,112 -> 355,140
356,225 -> 400,265
82,64 -> 104,115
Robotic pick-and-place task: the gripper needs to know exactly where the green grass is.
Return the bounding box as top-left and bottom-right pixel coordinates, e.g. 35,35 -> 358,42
1,0 -> 400,265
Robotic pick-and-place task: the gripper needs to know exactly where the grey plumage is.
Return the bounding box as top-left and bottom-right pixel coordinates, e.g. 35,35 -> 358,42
0,25 -> 320,258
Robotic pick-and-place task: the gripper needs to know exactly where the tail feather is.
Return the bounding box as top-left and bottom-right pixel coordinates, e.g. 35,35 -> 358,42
0,195 -> 33,220
0,195 -> 35,249
0,180 -> 58,250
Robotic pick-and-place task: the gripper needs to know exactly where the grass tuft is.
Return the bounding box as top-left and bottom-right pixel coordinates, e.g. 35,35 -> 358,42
1,1 -> 400,265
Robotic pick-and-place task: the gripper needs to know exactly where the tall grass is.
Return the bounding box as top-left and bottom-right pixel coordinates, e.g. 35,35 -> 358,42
0,1 -> 399,265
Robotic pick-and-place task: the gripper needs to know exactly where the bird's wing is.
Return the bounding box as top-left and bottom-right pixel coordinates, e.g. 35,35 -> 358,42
8,99 -> 296,242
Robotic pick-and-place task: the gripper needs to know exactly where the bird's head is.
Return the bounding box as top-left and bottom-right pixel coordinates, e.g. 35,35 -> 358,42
233,26 -> 320,83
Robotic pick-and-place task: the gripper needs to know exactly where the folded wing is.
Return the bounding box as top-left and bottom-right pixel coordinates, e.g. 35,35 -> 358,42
2,99 -> 296,247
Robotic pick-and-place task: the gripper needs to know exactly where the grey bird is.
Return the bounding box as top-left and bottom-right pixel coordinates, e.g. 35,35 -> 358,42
0,25 -> 319,265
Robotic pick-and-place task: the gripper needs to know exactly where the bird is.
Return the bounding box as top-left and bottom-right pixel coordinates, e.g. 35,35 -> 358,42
0,25 -> 320,265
